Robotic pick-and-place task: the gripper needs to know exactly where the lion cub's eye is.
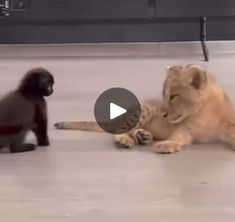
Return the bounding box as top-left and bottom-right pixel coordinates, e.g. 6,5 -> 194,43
170,94 -> 179,101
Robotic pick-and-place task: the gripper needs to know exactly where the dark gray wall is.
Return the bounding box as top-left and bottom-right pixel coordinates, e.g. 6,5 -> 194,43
0,0 -> 235,44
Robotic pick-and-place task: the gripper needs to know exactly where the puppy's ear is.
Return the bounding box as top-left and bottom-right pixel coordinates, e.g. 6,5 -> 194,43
185,66 -> 207,89
19,72 -> 39,92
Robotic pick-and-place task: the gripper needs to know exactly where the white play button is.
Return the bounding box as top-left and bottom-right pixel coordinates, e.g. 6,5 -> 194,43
94,88 -> 141,134
110,103 -> 127,120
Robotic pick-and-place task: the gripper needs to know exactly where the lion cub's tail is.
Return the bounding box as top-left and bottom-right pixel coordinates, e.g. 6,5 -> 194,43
54,121 -> 104,132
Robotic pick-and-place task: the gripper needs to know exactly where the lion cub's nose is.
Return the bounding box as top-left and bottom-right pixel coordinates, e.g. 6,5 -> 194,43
160,107 -> 168,118
163,112 -> 168,118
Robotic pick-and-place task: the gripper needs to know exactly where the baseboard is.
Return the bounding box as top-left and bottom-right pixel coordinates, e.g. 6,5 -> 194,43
0,41 -> 234,59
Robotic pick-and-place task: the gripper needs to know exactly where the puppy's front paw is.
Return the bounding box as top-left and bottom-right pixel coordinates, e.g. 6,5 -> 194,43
152,140 -> 182,154
115,134 -> 135,149
37,137 -> 50,146
38,140 -> 50,146
134,129 -> 153,145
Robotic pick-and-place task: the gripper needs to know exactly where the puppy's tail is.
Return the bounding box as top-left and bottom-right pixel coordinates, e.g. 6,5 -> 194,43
54,121 -> 104,132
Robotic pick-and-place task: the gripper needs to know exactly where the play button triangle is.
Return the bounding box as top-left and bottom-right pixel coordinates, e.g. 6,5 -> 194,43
110,103 -> 127,120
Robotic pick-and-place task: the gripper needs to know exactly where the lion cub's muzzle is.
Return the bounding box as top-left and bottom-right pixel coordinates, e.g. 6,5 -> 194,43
161,107 -> 184,124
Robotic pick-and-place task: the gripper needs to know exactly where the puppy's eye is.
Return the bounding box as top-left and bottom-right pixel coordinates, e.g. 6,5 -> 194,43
170,94 -> 179,101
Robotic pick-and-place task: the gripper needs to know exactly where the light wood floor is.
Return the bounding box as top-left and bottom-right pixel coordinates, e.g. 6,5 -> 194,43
0,44 -> 235,221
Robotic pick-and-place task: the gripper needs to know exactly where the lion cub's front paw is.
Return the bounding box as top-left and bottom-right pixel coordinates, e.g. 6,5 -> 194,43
133,129 -> 153,145
152,141 -> 182,154
115,134 -> 135,149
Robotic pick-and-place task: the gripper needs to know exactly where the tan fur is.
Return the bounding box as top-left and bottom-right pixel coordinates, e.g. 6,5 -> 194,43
54,121 -> 103,132
54,100 -> 171,135
115,64 -> 235,153
55,99 -> 175,149
151,64 -> 235,153
114,99 -> 175,148
55,65 -> 235,154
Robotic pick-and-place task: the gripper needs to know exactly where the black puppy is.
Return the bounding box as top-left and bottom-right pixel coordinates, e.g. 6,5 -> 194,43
0,68 -> 54,153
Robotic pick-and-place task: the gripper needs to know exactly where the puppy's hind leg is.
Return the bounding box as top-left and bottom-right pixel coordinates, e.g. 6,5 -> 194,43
9,132 -> 36,153
33,119 -> 49,147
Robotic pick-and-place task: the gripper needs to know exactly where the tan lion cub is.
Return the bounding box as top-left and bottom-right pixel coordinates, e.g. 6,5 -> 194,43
116,64 -> 235,153
151,64 -> 235,153
55,65 -> 235,153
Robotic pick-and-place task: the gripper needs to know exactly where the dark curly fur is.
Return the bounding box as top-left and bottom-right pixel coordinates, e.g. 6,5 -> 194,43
0,68 -> 54,153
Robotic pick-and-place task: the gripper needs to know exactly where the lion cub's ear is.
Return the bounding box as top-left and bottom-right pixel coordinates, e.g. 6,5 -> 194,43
185,64 -> 194,68
166,65 -> 171,71
165,66 -> 172,75
185,66 -> 207,89
165,65 -> 183,75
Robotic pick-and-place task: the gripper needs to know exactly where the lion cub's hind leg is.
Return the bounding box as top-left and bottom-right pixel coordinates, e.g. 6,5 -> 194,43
132,128 -> 153,145
115,101 -> 158,149
222,121 -> 235,150
115,134 -> 135,149
115,129 -> 153,149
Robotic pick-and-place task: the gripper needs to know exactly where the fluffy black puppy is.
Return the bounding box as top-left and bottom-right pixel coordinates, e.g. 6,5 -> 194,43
0,68 -> 54,153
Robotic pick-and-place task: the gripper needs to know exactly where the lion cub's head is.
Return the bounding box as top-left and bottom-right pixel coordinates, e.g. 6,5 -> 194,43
161,65 -> 208,124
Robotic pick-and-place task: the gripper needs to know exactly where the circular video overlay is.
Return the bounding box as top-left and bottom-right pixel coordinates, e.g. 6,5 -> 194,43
94,88 -> 141,134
